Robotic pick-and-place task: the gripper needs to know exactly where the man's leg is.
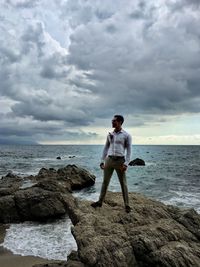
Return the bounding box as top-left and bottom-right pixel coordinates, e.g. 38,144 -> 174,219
98,165 -> 114,204
91,158 -> 114,208
115,167 -> 131,212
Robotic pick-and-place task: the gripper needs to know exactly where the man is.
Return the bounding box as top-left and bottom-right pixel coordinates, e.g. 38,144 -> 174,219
91,115 -> 132,213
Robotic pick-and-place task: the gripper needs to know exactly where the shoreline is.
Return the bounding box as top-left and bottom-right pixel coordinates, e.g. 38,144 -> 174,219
0,246 -> 54,267
0,224 -> 55,267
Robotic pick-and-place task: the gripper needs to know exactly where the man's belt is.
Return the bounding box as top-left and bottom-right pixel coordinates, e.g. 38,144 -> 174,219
108,155 -> 125,160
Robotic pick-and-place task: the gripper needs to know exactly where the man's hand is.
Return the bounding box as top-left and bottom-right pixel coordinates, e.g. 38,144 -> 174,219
100,163 -> 105,169
120,164 -> 127,172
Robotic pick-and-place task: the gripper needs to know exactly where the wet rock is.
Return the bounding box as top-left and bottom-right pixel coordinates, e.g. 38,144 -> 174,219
0,172 -> 22,191
0,187 -> 17,197
57,165 -> 95,191
56,156 -> 61,160
33,192 -> 200,267
34,165 -> 96,192
0,224 -> 7,243
0,165 -> 96,223
0,195 -> 20,223
129,158 -> 145,166
62,192 -> 200,267
14,187 -> 66,222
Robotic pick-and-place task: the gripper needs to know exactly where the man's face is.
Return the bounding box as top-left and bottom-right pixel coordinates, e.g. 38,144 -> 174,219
112,117 -> 122,128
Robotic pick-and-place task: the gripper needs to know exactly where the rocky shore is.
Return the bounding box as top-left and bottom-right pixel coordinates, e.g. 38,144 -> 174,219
0,165 -> 200,267
0,165 -> 95,223
34,191 -> 200,267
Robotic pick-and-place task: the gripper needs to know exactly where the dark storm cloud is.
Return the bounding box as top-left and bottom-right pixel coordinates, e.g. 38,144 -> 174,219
0,112 -> 98,144
64,0 -> 200,118
0,46 -> 21,64
11,100 -> 93,126
40,53 -> 70,79
0,0 -> 200,144
169,0 -> 200,10
6,0 -> 40,9
21,22 -> 46,57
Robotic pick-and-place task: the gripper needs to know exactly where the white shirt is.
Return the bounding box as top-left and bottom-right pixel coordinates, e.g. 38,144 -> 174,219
101,129 -> 132,166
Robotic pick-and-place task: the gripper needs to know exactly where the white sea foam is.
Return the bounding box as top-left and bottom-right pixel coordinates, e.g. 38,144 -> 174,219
2,216 -> 77,260
163,191 -> 200,214
20,180 -> 37,189
73,191 -> 99,201
33,158 -> 57,162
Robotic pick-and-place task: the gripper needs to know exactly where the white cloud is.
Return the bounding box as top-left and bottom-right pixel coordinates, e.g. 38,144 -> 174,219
0,0 -> 200,144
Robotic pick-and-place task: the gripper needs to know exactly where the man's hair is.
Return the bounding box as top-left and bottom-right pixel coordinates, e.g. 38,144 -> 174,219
114,115 -> 124,124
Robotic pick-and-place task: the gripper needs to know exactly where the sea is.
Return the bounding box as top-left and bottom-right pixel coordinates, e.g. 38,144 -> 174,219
0,144 -> 200,260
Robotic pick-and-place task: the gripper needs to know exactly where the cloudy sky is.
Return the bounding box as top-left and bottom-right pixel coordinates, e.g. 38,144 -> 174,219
0,0 -> 200,145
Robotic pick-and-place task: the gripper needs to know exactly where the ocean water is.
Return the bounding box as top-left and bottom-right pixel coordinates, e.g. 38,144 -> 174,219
0,144 -> 200,260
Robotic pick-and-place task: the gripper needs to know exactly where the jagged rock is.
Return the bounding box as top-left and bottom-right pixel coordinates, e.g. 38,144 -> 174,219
0,165 -> 96,223
0,224 -> 7,243
0,188 -> 67,223
129,158 -> 145,166
34,179 -> 72,193
34,165 -> 96,191
0,187 -> 17,197
0,172 -> 22,191
58,192 -> 200,267
14,187 -> 67,221
34,192 -> 200,267
36,167 -> 58,179
0,195 -> 20,223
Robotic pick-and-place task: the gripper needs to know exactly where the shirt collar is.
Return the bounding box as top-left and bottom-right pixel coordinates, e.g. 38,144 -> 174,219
113,128 -> 123,134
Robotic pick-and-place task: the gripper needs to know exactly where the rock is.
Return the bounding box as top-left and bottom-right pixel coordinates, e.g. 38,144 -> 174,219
35,179 -> 72,193
32,191 -> 200,267
0,223 -> 8,243
129,158 -> 145,166
13,187 -> 67,222
0,165 -> 96,223
34,165 -> 96,192
0,172 -> 22,191
0,195 -> 20,223
0,187 -> 17,197
60,192 -> 200,267
36,167 -> 57,179
56,156 -> 61,160
57,165 -> 95,191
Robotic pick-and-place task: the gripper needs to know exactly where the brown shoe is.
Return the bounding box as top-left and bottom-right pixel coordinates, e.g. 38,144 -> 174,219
91,201 -> 102,208
125,205 -> 132,213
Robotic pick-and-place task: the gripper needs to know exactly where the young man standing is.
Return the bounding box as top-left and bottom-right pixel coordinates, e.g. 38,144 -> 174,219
91,115 -> 132,213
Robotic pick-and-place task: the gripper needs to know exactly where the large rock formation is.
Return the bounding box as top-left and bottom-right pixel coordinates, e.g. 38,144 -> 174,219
0,165 -> 95,223
1,166 -> 200,267
35,192 -> 200,267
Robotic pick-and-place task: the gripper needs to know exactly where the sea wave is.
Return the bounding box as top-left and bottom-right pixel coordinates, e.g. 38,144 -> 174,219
2,216 -> 77,260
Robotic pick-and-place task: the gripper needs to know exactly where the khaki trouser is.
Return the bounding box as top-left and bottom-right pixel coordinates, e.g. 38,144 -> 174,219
99,156 -> 129,206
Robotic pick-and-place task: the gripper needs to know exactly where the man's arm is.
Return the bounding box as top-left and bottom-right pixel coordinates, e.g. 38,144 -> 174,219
100,135 -> 110,164
124,134 -> 132,166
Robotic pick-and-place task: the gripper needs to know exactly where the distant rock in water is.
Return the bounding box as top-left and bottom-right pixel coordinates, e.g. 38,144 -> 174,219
0,165 -> 95,223
56,156 -> 61,160
129,158 -> 145,166
69,156 -> 76,158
